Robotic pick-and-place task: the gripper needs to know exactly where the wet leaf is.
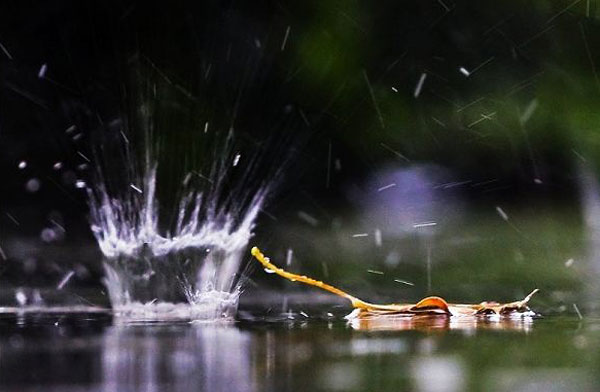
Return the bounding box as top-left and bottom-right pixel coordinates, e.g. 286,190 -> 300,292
251,247 -> 538,319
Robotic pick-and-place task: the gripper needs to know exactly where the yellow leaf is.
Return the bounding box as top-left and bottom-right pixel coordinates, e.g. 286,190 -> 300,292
251,247 -> 538,319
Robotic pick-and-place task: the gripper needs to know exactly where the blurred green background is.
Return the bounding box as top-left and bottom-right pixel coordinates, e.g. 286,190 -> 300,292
0,0 -> 600,313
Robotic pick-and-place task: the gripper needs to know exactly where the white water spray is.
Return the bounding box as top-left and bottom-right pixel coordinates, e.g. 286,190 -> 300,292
89,138 -> 268,321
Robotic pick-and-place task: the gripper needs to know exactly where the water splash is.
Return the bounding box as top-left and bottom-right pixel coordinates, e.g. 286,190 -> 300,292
81,50 -> 299,320
88,134 -> 269,320
89,165 -> 264,260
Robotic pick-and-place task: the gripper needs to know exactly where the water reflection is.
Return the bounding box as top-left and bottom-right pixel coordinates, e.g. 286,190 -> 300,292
0,312 -> 597,391
101,323 -> 254,392
411,356 -> 465,392
348,314 -> 534,333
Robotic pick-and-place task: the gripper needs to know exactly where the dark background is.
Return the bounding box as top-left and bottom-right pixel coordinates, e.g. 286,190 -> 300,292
1,0 -> 599,306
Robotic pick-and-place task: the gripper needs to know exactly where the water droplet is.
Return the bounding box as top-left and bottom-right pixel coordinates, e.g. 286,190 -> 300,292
15,289 -> 27,306
25,178 -> 41,193
232,153 -> 241,167
565,258 -> 574,267
38,63 -> 47,78
40,228 -> 58,242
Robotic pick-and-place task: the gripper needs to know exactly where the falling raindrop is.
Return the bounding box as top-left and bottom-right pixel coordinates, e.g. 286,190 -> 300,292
25,178 -> 41,193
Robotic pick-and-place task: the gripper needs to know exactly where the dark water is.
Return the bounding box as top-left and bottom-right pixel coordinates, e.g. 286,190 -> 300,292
0,307 -> 598,392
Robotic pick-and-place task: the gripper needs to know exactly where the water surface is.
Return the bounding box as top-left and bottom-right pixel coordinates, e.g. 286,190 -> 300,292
0,306 -> 597,392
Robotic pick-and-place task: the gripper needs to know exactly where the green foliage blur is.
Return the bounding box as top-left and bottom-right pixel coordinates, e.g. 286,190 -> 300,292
279,0 -> 600,186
